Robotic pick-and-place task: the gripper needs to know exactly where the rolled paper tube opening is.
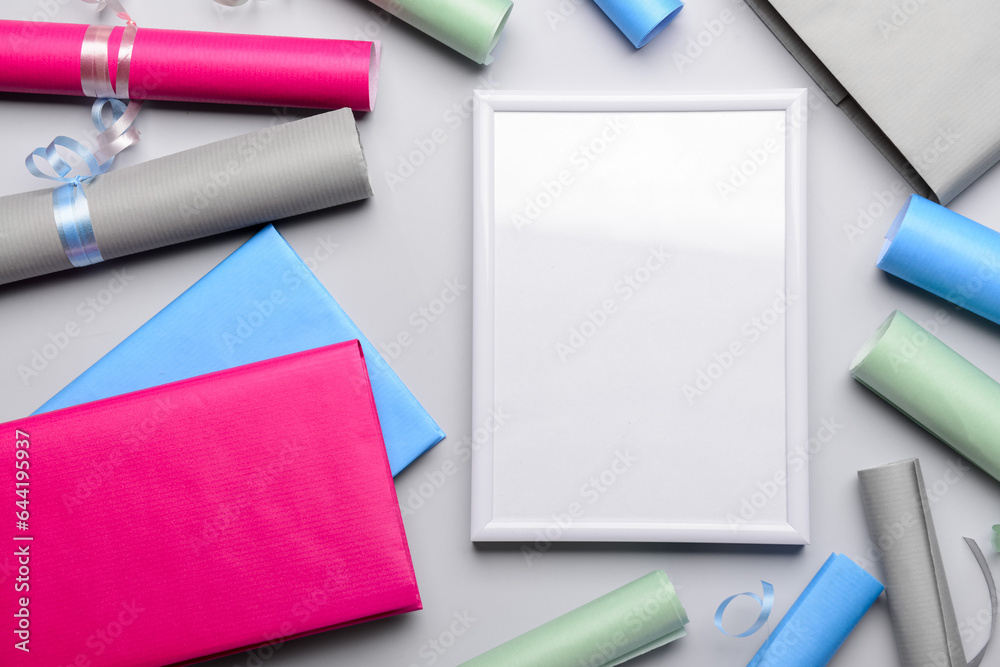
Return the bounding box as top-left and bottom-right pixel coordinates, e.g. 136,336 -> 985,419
369,41 -> 381,111
483,4 -> 514,64
850,310 -> 1000,483
875,193 -> 1000,325
657,571 -> 690,627
877,193 -> 915,265
593,0 -> 684,49
635,2 -> 684,48
366,0 -> 513,66
849,310 -> 900,373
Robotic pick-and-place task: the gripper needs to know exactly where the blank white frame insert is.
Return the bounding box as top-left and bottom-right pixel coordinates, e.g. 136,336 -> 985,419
471,91 -> 809,544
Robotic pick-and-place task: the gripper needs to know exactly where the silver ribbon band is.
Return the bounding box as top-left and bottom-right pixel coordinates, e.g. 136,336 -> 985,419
80,0 -> 137,99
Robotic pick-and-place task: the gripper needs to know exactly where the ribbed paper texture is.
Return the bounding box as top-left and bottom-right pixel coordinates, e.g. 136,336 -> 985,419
858,459 -> 966,667
0,108 -> 372,285
1,341 -> 421,665
0,20 -> 379,110
744,0 -> 1000,204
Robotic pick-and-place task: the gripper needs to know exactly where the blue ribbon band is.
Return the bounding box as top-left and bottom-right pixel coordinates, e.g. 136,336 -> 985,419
53,179 -> 103,268
80,0 -> 138,99
22,1 -> 145,268
25,98 -> 140,268
714,580 -> 774,637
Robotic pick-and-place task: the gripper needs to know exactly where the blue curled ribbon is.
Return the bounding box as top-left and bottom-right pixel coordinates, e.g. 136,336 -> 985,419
25,99 -> 139,268
715,580 -> 775,637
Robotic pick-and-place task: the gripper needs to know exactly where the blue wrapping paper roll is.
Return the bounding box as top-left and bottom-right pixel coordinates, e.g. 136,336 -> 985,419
592,0 -> 684,48
747,554 -> 884,667
877,194 -> 1000,325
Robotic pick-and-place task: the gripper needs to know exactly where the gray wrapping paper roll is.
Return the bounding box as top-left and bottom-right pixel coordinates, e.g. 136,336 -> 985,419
858,459 -> 994,667
1,108 -> 371,284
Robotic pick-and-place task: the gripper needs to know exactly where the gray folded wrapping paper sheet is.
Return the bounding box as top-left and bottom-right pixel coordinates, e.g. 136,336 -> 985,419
744,0 -> 1000,205
858,459 -> 997,667
1,108 -> 371,285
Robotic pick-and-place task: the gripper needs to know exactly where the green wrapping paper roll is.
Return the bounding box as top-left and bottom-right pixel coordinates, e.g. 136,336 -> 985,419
850,310 -> 1000,482
368,0 -> 513,64
459,571 -> 688,667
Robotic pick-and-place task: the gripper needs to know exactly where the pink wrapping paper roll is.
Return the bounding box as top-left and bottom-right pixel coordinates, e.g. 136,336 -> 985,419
0,20 -> 379,111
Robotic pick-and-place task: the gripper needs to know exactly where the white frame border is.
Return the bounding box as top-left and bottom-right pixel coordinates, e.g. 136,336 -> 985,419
471,91 -> 809,545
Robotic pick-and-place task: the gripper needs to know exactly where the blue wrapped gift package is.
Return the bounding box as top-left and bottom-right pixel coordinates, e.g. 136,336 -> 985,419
37,225 -> 445,475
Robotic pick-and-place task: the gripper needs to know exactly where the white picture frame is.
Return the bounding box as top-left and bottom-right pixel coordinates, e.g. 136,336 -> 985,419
471,91 -> 808,545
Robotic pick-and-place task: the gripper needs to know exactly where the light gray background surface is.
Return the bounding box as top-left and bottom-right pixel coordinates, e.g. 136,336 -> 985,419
0,1 -> 998,665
